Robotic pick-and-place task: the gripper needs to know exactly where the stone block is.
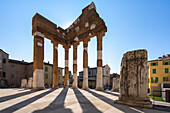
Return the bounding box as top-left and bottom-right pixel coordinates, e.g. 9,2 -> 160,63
27,77 -> 33,89
21,79 -> 27,88
115,49 -> 153,108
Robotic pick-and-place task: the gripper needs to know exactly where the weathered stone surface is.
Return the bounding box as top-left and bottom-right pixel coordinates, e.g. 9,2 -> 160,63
21,79 -> 27,88
111,76 -> 120,92
115,49 -> 153,108
27,77 -> 33,89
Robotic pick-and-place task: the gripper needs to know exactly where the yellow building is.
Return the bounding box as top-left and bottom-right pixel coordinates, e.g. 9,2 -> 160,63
148,54 -> 170,92
44,62 -> 64,87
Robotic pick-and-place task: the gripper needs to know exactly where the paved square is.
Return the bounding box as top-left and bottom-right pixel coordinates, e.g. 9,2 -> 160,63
0,88 -> 168,113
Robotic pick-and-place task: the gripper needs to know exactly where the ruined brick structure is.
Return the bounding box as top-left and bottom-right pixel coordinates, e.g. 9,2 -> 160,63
115,50 -> 153,108
32,2 -> 107,90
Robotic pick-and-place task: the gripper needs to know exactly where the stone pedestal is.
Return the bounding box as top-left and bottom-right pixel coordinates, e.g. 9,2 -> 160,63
21,79 -> 27,88
115,49 -> 153,108
27,77 -> 33,89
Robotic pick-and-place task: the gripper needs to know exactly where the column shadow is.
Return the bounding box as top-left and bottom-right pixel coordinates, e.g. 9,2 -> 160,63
0,89 -> 56,113
33,88 -> 72,113
0,90 -> 34,103
73,89 -> 102,113
102,91 -> 119,96
86,90 -> 143,113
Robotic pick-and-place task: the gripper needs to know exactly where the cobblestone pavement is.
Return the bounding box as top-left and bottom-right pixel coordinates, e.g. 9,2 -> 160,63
0,88 -> 169,113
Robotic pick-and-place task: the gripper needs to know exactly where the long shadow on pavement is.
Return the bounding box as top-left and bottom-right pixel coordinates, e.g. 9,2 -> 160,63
102,91 -> 119,96
73,89 -> 102,113
86,90 -> 143,113
0,89 -> 56,113
0,90 -> 34,103
33,88 -> 72,113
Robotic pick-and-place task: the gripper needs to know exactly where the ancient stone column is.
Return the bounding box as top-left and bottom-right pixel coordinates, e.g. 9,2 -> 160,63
82,39 -> 89,89
64,45 -> 70,87
96,33 -> 104,91
33,31 -> 45,90
72,43 -> 78,89
52,41 -> 58,88
115,49 -> 153,108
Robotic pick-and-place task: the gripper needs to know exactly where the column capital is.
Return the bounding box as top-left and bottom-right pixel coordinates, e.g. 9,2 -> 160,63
63,44 -> 71,50
73,42 -> 79,48
51,40 -> 59,46
33,31 -> 45,38
96,31 -> 105,39
83,38 -> 90,47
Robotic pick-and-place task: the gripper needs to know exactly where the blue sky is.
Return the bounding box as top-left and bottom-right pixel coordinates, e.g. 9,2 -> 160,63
0,0 -> 170,74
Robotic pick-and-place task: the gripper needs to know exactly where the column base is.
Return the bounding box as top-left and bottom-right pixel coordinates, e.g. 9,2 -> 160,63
72,86 -> 78,89
64,85 -> 69,88
95,87 -> 104,91
52,85 -> 59,89
114,100 -> 153,109
82,87 -> 89,90
32,87 -> 45,91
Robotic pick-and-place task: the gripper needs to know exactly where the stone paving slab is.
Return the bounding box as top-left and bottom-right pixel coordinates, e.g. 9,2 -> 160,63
0,88 -> 169,113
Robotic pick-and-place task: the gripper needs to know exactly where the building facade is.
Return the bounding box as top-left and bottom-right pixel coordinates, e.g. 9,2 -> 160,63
0,49 -> 64,88
78,64 -> 110,89
148,54 -> 170,92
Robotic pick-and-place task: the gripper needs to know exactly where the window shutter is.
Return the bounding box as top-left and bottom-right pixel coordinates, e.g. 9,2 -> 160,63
151,63 -> 153,66
169,61 -> 170,65
163,61 -> 165,65
163,77 -> 165,82
148,78 -> 150,83
151,77 -> 153,83
156,62 -> 158,66
156,77 -> 158,83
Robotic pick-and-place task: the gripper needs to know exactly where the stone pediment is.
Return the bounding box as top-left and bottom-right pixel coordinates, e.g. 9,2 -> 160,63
32,2 -> 107,45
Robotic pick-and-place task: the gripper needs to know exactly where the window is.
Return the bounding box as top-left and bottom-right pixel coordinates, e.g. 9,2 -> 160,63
45,67 -> 48,72
3,58 -> 6,63
58,70 -> 61,74
88,71 -> 91,75
11,74 -> 14,78
165,68 -> 169,73
151,62 -> 158,66
3,72 -> 6,78
163,77 -> 168,82
151,77 -> 158,83
45,74 -> 48,79
11,65 -> 15,70
163,61 -> 170,65
106,71 -> 108,75
153,69 -> 156,74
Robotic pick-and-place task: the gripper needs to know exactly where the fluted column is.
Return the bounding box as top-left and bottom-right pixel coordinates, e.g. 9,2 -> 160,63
64,45 -> 70,87
33,31 -> 45,90
96,33 -> 104,91
52,41 -> 58,88
82,39 -> 89,89
72,43 -> 78,89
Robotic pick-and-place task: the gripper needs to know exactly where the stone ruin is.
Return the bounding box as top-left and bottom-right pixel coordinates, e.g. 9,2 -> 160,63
111,76 -> 120,92
27,77 -> 33,89
32,2 -> 107,90
115,49 -> 153,108
21,79 -> 27,88
21,77 -> 33,89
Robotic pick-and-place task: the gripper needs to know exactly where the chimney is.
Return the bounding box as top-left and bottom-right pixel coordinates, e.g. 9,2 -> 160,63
22,60 -> 24,62
48,61 -> 49,64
